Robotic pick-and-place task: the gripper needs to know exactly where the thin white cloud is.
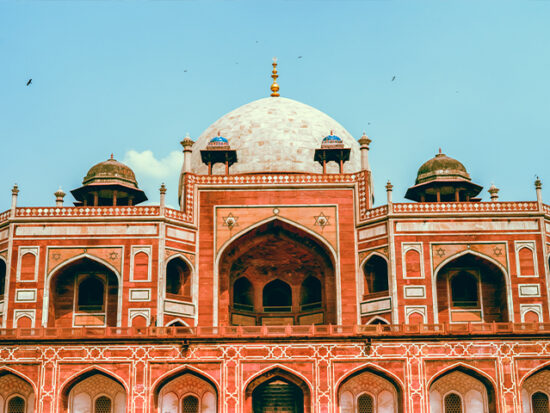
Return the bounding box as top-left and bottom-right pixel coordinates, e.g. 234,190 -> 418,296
124,150 -> 183,180
123,150 -> 183,205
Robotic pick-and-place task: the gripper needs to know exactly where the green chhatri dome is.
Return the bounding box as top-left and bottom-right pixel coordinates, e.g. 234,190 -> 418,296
83,156 -> 139,188
415,151 -> 471,185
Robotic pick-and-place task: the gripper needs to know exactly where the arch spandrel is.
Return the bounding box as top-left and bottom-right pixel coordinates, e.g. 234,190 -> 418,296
215,206 -> 338,256
47,247 -> 123,276
431,243 -> 508,273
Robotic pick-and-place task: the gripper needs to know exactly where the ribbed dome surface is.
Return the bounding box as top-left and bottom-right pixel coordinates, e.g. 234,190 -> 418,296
415,153 -> 471,184
83,157 -> 139,188
191,97 -> 360,174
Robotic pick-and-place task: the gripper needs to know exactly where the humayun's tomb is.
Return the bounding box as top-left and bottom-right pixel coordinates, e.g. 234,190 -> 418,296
0,61 -> 549,413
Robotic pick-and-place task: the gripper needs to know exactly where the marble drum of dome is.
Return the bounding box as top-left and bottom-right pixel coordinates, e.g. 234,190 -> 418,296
190,97 -> 361,175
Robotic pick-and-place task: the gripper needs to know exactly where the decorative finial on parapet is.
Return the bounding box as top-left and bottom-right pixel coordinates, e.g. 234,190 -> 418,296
110,153 -> 114,160
535,176 -> 543,204
180,133 -> 194,174
386,180 -> 393,204
159,183 -> 167,208
180,133 -> 194,150
11,184 -> 19,215
270,57 -> 280,97
54,187 -> 66,207
358,132 -> 372,171
488,183 -> 499,202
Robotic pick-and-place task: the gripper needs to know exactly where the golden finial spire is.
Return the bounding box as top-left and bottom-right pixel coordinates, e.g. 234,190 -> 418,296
270,57 -> 280,97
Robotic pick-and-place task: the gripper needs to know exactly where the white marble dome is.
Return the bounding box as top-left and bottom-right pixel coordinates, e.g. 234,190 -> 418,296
191,97 -> 361,174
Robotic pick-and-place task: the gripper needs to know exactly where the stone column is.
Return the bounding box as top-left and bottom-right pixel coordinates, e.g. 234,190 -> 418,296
10,184 -> 19,217
488,183 -> 499,202
54,188 -> 66,207
358,133 -> 372,171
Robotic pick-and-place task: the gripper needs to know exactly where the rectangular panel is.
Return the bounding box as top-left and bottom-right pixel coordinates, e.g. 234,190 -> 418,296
166,227 -> 195,242
164,299 -> 195,317
298,312 -> 324,325
15,289 -> 37,302
404,286 -> 425,298
231,313 -> 257,326
519,284 -> 540,297
74,313 -> 106,327
129,289 -> 151,302
360,297 -> 392,315
396,220 -> 538,232
16,225 -> 157,236
450,310 -> 482,322
358,224 -> 387,240
261,317 -> 294,326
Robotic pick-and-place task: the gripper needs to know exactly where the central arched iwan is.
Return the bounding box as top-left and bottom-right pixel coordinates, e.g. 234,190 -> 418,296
218,219 -> 336,326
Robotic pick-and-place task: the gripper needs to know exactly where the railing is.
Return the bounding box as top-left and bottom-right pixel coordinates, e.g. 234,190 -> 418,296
1,323 -> 550,341
15,206 -> 161,218
0,206 -> 191,223
392,201 -> 539,214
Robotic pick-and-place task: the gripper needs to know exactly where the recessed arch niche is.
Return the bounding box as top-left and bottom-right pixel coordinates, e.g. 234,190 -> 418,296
218,219 -> 336,326
434,253 -> 508,324
47,257 -> 119,328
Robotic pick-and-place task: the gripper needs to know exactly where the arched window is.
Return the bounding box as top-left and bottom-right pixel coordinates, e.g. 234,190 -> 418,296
405,249 -> 422,277
357,393 -> 374,413
7,396 -> 26,413
363,255 -> 388,296
78,276 -> 105,311
20,252 -> 36,281
300,276 -> 322,310
133,251 -> 149,281
166,258 -> 191,298
444,393 -> 462,413
233,277 -> 254,311
263,280 -> 292,312
0,259 -> 6,297
450,271 -> 479,308
94,395 -> 112,413
518,247 -> 535,276
182,395 -> 199,413
533,392 -> 550,413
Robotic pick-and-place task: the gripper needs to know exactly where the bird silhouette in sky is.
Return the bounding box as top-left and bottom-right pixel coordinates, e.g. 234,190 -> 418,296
391,76 -> 396,82
298,56 -> 303,59
184,70 -> 188,72
26,79 -> 32,86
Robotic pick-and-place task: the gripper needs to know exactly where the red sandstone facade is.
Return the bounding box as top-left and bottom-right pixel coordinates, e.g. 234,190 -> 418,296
1,81 -> 550,413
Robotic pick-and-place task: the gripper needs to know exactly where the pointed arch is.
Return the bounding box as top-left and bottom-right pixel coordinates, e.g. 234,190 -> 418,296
335,362 -> 405,394
216,216 -> 338,264
366,316 -> 390,325
359,251 -> 389,269
520,362 -> 550,387
0,368 -> 38,396
243,364 -> 314,395
427,363 -> 497,413
43,253 -> 123,327
151,366 -> 219,408
432,251 -> 511,324
336,363 -> 404,413
216,217 -> 339,326
165,318 -> 190,327
244,365 -> 312,413
58,366 -> 128,410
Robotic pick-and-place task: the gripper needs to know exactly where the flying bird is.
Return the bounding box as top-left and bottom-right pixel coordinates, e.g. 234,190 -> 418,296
26,79 -> 32,86
298,56 -> 303,59
184,70 -> 188,73
391,76 -> 396,82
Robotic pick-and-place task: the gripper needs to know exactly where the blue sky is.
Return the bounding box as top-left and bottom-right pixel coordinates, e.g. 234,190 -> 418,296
1,0 -> 549,208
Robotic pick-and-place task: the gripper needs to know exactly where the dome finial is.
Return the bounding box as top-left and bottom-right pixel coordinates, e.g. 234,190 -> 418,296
110,153 -> 114,160
270,57 -> 280,97
438,148 -> 442,155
